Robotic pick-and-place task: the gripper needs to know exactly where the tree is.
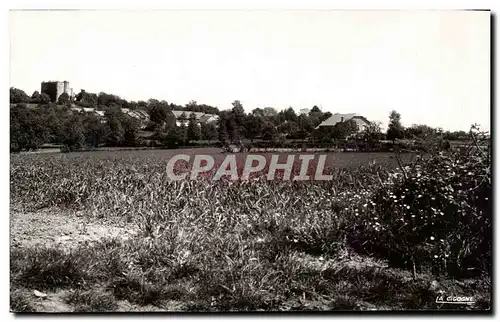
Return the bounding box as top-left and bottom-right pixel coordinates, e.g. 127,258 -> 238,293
387,110 -> 404,143
179,122 -> 188,144
105,111 -> 125,146
62,115 -> 86,151
161,125 -> 182,148
75,90 -> 97,107
231,100 -> 245,116
218,117 -> 228,143
262,121 -> 277,141
121,115 -> 140,146
30,91 -> 41,104
201,122 -> 218,142
333,119 -> 359,139
98,92 -> 121,107
150,104 -> 169,129
82,114 -> 108,147
310,105 -> 321,114
358,121 -> 383,149
244,115 -> 263,142
40,93 -> 51,104
10,106 -> 50,151
405,124 -> 437,141
186,100 -> 200,112
283,107 -> 298,123
231,101 -> 246,140
363,121 -> 383,141
262,107 -> 278,117
278,120 -> 299,138
10,87 -> 30,104
187,113 -> 201,142
252,108 -> 264,117
58,92 -> 70,105
296,114 -> 314,139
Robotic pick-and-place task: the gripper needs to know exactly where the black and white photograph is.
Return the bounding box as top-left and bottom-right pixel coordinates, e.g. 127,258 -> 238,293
8,8 -> 492,313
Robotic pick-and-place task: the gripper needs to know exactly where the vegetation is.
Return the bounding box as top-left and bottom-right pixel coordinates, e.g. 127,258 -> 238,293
11,86 -> 473,153
10,126 -> 491,312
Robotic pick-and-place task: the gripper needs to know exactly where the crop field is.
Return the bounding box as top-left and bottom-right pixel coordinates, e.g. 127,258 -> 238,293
10,148 -> 491,312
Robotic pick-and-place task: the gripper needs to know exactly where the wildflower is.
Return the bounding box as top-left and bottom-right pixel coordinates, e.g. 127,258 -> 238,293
406,205 -> 410,209
430,236 -> 435,241
434,255 -> 439,259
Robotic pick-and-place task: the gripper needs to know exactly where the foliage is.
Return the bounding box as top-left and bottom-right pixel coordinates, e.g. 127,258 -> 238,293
40,93 -> 51,104
30,91 -> 41,104
75,90 -> 98,107
387,110 -> 404,142
10,87 -> 30,104
10,145 -> 491,311
58,92 -> 70,105
187,113 -> 201,142
10,106 -> 49,152
201,122 -> 218,142
353,126 -> 491,277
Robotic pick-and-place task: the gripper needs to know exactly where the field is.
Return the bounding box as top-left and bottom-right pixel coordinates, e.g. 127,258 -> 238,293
10,148 -> 491,312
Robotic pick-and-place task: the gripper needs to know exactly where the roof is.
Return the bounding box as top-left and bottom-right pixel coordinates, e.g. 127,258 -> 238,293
199,114 -> 219,123
171,110 -> 218,122
71,107 -> 103,116
317,113 -> 370,127
135,109 -> 150,119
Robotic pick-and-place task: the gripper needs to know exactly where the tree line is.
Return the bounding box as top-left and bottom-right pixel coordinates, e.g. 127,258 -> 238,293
10,86 -> 470,152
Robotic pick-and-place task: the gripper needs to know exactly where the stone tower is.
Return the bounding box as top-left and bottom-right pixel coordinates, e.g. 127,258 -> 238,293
41,81 -> 74,103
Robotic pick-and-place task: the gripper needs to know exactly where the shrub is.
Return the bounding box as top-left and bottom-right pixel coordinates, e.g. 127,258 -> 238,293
353,130 -> 491,277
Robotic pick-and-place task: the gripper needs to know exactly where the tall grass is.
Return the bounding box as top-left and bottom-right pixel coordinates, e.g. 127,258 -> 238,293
10,143 -> 491,311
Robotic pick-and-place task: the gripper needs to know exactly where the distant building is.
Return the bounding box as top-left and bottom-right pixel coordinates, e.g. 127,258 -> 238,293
171,111 -> 219,127
41,81 -> 74,103
316,113 -> 371,132
121,108 -> 150,129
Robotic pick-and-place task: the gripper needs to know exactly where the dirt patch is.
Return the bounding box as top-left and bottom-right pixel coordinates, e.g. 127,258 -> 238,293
10,208 -> 138,251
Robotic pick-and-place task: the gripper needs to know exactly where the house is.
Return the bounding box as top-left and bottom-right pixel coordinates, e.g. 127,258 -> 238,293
120,108 -> 150,129
316,113 -> 370,132
70,107 -> 107,123
171,110 -> 219,127
71,106 -> 97,114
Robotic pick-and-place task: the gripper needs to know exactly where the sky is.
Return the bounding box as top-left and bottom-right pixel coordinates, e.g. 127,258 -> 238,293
9,10 -> 490,131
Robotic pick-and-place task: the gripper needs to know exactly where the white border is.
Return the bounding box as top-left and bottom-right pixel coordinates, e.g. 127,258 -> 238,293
2,1 -> 497,321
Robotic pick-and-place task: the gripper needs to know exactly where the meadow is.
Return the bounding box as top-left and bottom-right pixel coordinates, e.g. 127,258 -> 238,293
10,148 -> 491,312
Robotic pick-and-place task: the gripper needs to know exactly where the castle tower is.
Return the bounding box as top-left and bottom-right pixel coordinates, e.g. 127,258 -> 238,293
41,80 -> 72,103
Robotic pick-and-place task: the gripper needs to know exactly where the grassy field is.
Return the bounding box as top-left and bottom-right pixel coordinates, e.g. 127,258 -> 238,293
10,149 -> 491,312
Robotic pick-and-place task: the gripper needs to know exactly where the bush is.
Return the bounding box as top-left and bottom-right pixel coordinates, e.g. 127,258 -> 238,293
353,134 -> 491,277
